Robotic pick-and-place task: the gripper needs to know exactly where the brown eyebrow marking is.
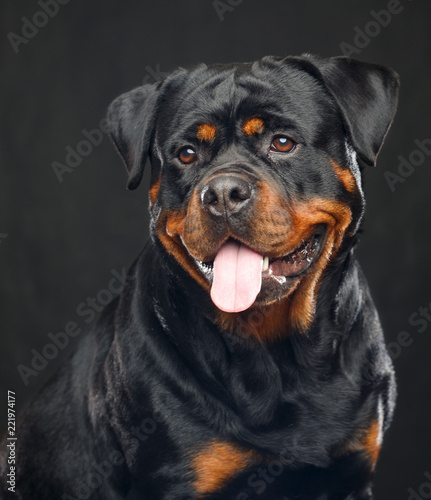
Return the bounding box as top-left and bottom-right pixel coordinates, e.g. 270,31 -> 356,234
242,118 -> 265,136
197,124 -> 217,142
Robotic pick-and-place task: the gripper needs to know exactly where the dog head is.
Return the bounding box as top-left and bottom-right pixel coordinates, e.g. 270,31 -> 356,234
108,55 -> 399,334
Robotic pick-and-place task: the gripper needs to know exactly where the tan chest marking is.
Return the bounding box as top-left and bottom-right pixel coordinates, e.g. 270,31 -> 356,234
191,440 -> 258,496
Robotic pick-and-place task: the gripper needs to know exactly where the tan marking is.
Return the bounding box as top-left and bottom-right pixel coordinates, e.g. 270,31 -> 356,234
197,124 -> 217,142
214,194 -> 352,339
216,299 -> 296,342
157,179 -> 352,340
286,198 -> 352,332
156,206 -> 211,293
191,440 -> 257,495
331,159 -> 357,193
335,420 -> 381,470
149,177 -> 161,205
362,421 -> 381,466
242,118 -> 265,136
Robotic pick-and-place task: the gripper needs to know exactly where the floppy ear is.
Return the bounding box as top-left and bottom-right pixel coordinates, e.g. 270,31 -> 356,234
107,83 -> 159,190
310,56 -> 399,166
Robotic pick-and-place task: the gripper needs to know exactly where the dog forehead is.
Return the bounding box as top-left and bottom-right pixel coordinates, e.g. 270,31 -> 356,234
156,59 -> 332,139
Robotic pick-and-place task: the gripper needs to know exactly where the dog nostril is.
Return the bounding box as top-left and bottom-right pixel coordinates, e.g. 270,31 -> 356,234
202,186 -> 218,206
230,184 -> 251,202
231,189 -> 241,202
202,175 -> 253,216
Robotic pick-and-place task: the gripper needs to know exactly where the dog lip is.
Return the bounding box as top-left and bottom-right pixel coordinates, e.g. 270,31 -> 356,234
263,225 -> 326,279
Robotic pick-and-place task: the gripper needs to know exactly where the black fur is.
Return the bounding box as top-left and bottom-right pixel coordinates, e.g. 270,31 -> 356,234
0,55 -> 399,499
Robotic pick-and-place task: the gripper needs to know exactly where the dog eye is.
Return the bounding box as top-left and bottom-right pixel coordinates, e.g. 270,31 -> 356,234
178,147 -> 198,165
270,135 -> 296,153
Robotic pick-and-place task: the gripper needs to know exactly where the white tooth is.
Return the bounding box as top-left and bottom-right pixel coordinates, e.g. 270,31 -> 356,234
262,256 -> 269,272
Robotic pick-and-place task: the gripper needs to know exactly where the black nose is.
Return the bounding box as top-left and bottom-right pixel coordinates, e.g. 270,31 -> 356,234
201,175 -> 253,217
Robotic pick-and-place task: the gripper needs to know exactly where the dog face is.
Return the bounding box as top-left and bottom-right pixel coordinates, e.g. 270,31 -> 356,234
108,55 -> 399,333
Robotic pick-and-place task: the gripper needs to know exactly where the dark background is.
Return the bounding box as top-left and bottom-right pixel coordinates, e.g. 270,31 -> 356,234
1,1 -> 430,498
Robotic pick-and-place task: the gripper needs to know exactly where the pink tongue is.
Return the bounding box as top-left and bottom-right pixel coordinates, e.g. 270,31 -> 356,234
211,241 -> 263,313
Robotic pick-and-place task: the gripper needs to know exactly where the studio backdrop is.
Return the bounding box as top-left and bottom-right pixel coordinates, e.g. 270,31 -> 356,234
0,1 -> 430,499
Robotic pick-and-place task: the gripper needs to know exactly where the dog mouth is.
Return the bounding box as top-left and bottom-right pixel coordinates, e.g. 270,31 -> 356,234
194,225 -> 326,313
261,226 -> 325,280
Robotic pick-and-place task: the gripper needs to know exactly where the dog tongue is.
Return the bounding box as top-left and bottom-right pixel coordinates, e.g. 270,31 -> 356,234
211,241 -> 263,313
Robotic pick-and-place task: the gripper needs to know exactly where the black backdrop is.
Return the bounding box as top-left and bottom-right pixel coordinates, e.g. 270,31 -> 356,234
1,1 -> 430,498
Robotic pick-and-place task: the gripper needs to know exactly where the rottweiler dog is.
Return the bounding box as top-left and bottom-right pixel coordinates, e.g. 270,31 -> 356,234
0,55 -> 399,499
